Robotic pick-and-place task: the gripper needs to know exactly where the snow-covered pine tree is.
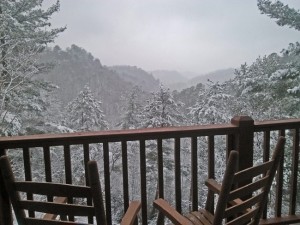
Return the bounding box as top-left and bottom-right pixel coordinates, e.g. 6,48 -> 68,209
0,0 -> 65,135
258,0 -> 300,31
189,80 -> 236,125
142,84 -> 184,128
173,83 -> 205,125
117,86 -> 144,129
65,85 -> 108,131
232,49 -> 300,120
256,1 -> 300,119
8,79 -> 67,135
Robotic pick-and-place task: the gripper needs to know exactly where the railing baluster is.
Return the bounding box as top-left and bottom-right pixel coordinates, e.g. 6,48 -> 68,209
63,145 -> 72,184
205,136 -> 215,212
262,131 -> 270,219
140,139 -> 147,225
83,143 -> 93,224
83,143 -> 90,185
23,147 -> 34,217
263,131 -> 270,163
23,147 -> 32,181
275,130 -> 285,217
103,141 -> 112,225
122,141 -> 129,212
157,138 -> 164,200
191,136 -> 198,212
156,138 -> 164,225
207,136 -> 215,179
0,148 -> 12,225
43,145 -> 52,202
226,134 -> 235,154
43,146 -> 52,183
174,137 -> 181,213
63,144 -> 74,221
289,128 -> 299,215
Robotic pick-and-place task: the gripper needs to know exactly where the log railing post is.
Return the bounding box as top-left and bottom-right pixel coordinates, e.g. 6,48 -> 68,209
230,115 -> 254,176
0,149 -> 13,225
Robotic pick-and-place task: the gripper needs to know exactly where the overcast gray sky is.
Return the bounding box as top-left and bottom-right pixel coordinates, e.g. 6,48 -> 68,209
46,0 -> 300,74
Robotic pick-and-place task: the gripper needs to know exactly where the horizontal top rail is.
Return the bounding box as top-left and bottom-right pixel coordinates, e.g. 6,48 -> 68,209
0,123 -> 238,148
1,117 -> 299,149
254,118 -> 300,131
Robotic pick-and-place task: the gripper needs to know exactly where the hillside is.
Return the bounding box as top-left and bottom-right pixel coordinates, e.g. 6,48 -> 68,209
151,70 -> 186,85
38,45 -> 159,123
110,65 -> 159,92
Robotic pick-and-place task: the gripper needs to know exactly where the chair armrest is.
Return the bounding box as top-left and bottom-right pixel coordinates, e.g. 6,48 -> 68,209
43,197 -> 67,220
153,198 -> 194,225
205,179 -> 221,194
121,201 -> 141,225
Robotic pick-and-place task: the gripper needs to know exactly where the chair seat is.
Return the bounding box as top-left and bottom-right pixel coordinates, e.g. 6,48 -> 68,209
185,209 -> 214,225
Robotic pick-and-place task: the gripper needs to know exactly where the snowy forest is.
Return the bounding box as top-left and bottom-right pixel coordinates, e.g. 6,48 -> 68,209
1,0 -> 300,224
1,1 -> 299,136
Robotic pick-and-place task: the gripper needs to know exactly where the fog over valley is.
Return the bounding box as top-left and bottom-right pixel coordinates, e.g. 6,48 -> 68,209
45,0 -> 300,75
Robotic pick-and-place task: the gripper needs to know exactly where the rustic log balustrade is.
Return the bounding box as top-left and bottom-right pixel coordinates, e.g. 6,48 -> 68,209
0,116 -> 299,225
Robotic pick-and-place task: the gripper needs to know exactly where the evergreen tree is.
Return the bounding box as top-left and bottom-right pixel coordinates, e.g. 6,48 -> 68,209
9,79 -> 64,135
190,80 -> 237,125
117,86 -> 144,129
258,0 -> 300,31
173,83 -> 205,125
255,0 -> 300,119
232,47 -> 300,120
141,85 -> 184,128
0,0 -> 65,135
65,85 -> 108,131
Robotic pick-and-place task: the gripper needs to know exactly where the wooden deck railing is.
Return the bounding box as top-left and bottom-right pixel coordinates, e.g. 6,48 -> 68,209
0,115 -> 299,225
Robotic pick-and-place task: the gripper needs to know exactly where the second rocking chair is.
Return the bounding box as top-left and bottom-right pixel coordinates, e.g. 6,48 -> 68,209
154,136 -> 285,225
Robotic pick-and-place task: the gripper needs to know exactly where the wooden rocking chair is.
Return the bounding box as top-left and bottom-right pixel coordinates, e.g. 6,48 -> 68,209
154,136 -> 285,225
0,156 -> 141,225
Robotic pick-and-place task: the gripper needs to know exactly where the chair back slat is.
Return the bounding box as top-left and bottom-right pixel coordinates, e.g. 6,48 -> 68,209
225,193 -> 263,218
226,208 -> 258,225
24,217 -> 92,225
228,176 -> 269,201
15,182 -> 92,198
233,160 -> 273,183
19,200 -> 95,217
